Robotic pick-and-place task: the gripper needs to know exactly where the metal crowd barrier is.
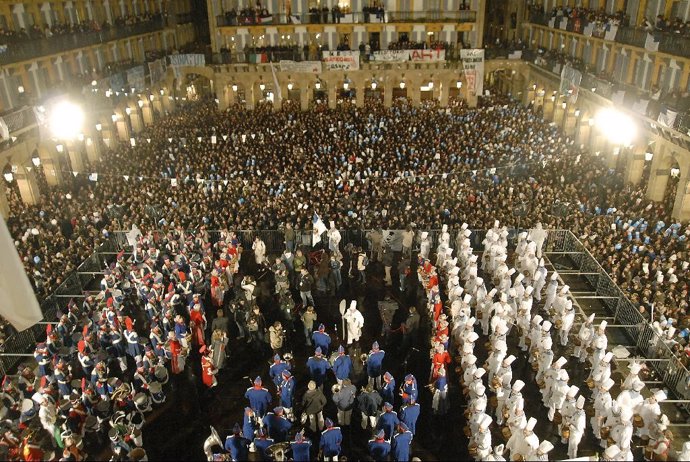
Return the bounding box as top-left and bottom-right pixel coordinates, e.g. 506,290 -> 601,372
6,227 -> 689,409
553,231 -> 690,412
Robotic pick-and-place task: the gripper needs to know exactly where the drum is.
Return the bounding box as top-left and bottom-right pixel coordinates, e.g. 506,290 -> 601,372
633,414 -> 644,428
95,400 -> 111,419
511,454 -> 524,462
133,393 -> 149,412
154,365 -> 169,385
468,443 -> 478,457
129,411 -> 145,429
644,446 -> 654,460
129,448 -> 147,461
489,396 -> 498,408
555,319 -> 563,329
148,382 -> 165,404
561,425 -> 570,440
84,415 -> 98,433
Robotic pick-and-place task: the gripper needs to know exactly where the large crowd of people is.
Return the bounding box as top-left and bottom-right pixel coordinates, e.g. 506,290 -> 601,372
1,91 -> 690,459
5,96 -> 689,325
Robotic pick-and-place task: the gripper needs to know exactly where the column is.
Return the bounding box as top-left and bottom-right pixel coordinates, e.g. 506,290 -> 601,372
624,145 -> 646,186
408,83 -> 421,107
141,102 -> 154,126
355,84 -> 364,108
439,82 -> 449,108
128,106 -> 144,134
0,182 -> 8,218
300,86 -> 310,111
646,146 -> 669,202
66,141 -> 86,174
328,85 -> 337,109
672,171 -> 690,221
383,84 -> 392,108
16,166 -> 41,206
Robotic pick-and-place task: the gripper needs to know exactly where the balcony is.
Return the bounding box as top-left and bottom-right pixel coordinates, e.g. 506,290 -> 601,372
528,12 -> 690,59
0,17 -> 166,66
216,9 -> 476,27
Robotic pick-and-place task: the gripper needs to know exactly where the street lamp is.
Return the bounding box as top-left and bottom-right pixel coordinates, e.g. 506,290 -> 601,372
56,144 -> 64,153
232,84 -> 238,92
95,123 -> 102,131
31,152 -> 41,167
48,101 -> 84,140
595,108 -> 636,146
456,81 -> 462,89
259,83 -> 266,91
125,107 -> 132,115
371,81 -> 377,90
399,81 -> 406,89
315,81 -> 322,90
287,82 -> 294,91
2,163 -> 13,182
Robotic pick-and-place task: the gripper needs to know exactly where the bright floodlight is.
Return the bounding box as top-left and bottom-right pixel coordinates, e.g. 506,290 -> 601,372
595,108 -> 636,146
49,101 -> 84,140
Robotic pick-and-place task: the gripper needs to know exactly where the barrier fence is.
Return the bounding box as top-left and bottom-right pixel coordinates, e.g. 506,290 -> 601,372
3,228 -> 689,411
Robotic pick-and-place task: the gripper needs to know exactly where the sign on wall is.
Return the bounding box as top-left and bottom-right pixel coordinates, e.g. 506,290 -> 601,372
322,51 -> 360,70
460,49 -> 484,97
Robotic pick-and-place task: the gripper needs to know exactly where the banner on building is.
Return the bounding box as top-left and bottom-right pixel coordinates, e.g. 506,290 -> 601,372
658,107 -> 677,128
409,49 -> 446,62
322,51 -> 360,70
645,33 -> 660,52
460,49 -> 484,97
148,58 -> 167,84
109,72 -> 126,92
559,63 -> 582,103
279,60 -> 323,73
126,65 -> 146,91
169,53 -> 206,67
371,50 -> 411,62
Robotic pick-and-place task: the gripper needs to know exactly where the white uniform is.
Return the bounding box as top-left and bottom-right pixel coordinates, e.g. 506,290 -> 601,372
343,304 -> 364,344
568,397 -> 586,459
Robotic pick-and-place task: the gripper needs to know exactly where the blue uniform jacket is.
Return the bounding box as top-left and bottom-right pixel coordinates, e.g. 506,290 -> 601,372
243,413 -> 259,440
245,386 -> 272,416
269,362 -> 291,387
311,331 -> 331,355
319,427 -> 343,457
392,430 -> 413,462
280,377 -> 295,407
333,355 -> 353,380
224,435 -> 250,461
377,410 -> 400,440
253,437 -> 275,461
367,350 -> 385,377
368,439 -> 391,461
380,379 -> 396,405
262,413 -> 292,442
306,356 -> 330,386
290,440 -> 312,462
400,403 -> 420,435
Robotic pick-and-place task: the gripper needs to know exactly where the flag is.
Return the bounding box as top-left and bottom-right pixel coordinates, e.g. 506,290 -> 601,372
125,224 -> 142,247
312,213 -> 327,246
0,215 -> 42,331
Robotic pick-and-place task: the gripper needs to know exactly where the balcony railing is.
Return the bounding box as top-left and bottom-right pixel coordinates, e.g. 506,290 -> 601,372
0,17 -> 166,65
216,9 -> 476,27
529,13 -> 690,59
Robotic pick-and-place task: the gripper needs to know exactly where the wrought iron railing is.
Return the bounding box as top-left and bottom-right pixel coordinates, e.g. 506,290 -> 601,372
216,9 -> 476,27
0,17 -> 166,65
4,227 -> 688,411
